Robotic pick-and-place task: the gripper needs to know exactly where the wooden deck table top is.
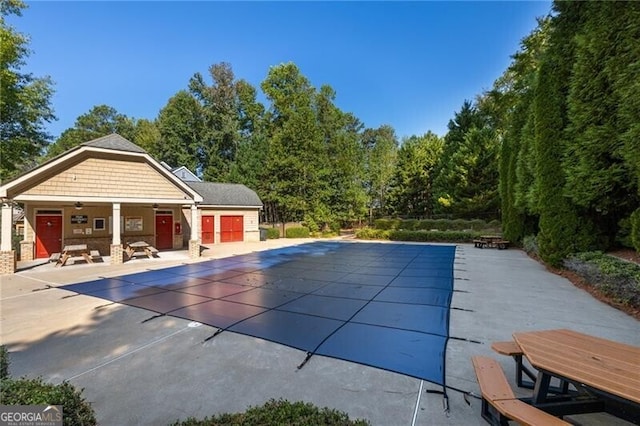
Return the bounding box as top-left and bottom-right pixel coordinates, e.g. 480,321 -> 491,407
513,329 -> 640,405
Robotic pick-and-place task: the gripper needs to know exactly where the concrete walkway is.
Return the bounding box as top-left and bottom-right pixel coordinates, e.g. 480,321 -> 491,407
1,239 -> 637,425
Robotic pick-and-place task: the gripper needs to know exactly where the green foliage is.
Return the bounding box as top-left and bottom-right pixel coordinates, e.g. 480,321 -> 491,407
155,91 -> 204,173
0,345 -> 9,379
361,125 -> 399,220
1,0 -> 55,180
46,105 -> 137,158
564,252 -> 640,309
285,227 -> 310,238
356,228 -> 477,243
373,218 -> 493,232
262,227 -> 280,239
631,209 -> 640,252
388,132 -> 443,218
171,398 -> 370,426
0,378 -> 96,425
522,235 -> 539,257
433,101 -> 499,219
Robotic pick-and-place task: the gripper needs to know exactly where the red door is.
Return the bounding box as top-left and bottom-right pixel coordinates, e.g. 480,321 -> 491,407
155,214 -> 173,249
220,216 -> 243,242
35,215 -> 62,258
201,216 -> 214,244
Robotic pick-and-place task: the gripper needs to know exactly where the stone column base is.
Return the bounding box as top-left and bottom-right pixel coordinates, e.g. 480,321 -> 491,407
189,240 -> 200,259
110,244 -> 124,265
19,241 -> 34,261
0,250 -> 16,275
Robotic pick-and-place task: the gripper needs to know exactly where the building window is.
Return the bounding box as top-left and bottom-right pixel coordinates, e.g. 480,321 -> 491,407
94,218 -> 106,231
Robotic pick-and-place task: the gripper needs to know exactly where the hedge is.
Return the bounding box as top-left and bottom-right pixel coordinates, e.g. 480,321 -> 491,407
263,228 -> 280,239
171,398 -> 370,426
356,228 -> 477,243
373,218 -> 496,232
285,227 -> 310,238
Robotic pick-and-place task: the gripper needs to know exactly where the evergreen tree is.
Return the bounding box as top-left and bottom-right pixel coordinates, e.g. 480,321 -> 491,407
533,1 -> 594,265
388,132 -> 443,218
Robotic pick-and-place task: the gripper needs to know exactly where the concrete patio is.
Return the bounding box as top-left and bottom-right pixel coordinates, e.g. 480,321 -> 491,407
1,238 -> 638,425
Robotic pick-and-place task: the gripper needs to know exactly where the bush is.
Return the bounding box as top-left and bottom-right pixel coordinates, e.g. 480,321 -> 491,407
564,251 -> 640,309
522,235 -> 538,256
171,398 -> 370,426
285,227 -> 310,238
356,228 -> 477,243
631,209 -> 640,252
264,228 -> 280,239
373,219 -> 399,230
0,345 -> 9,380
0,378 -> 97,426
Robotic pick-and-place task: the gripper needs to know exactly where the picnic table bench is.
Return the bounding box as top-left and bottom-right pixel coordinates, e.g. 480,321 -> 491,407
474,236 -> 510,249
471,356 -> 570,425
483,330 -> 640,424
124,241 -> 159,259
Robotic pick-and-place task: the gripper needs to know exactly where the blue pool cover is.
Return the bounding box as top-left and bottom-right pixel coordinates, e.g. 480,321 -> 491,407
61,242 -> 456,388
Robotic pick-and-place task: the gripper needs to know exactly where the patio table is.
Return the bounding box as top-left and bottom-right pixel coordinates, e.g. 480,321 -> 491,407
513,329 -> 640,422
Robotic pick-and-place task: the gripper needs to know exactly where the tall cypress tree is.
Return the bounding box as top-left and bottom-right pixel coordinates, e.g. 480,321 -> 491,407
534,1 -> 595,265
564,1 -> 639,246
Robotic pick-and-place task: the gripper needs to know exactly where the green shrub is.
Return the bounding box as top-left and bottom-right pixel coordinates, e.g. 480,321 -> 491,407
522,235 -> 538,256
285,227 -> 310,238
264,228 -> 280,239
171,398 -> 370,426
631,209 -> 640,252
564,251 -> 640,309
616,217 -> 633,248
373,219 -> 399,230
0,345 -> 9,380
0,378 -> 97,426
356,228 -> 476,243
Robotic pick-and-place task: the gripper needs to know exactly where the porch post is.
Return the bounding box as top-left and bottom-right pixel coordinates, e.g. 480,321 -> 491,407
110,202 -> 123,264
189,204 -> 200,259
0,201 -> 16,274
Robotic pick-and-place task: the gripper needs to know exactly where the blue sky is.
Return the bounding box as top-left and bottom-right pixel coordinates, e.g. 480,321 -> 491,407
12,1 -> 551,141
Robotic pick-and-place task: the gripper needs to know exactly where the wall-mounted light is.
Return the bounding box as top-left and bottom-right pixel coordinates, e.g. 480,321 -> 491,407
152,203 -> 159,211
74,202 -> 83,210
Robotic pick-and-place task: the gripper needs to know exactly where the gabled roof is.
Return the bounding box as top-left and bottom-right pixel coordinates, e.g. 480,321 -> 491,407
0,133 -> 203,203
82,133 -> 147,153
172,166 -> 201,182
186,182 -> 262,208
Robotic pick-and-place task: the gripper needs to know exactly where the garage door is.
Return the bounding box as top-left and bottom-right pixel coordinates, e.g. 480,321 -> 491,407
220,216 -> 243,243
201,216 -> 214,244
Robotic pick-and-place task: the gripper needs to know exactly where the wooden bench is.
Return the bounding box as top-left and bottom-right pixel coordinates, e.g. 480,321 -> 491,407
492,341 -> 536,389
471,356 -> 570,426
90,250 -> 102,261
49,252 -> 61,263
147,246 -> 159,256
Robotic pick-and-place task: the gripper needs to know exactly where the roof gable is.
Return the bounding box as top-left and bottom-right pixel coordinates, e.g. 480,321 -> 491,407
0,134 -> 202,203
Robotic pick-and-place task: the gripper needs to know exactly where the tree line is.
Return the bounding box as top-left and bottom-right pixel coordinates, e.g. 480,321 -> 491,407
3,0 -> 639,263
484,1 -> 640,264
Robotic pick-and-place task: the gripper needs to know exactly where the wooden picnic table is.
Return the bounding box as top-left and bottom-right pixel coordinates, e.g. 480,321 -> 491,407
474,235 -> 510,249
124,241 -> 158,259
57,244 -> 93,267
512,329 -> 640,422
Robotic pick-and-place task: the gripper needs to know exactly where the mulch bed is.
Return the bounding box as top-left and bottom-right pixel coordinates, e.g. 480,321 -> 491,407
530,249 -> 640,321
